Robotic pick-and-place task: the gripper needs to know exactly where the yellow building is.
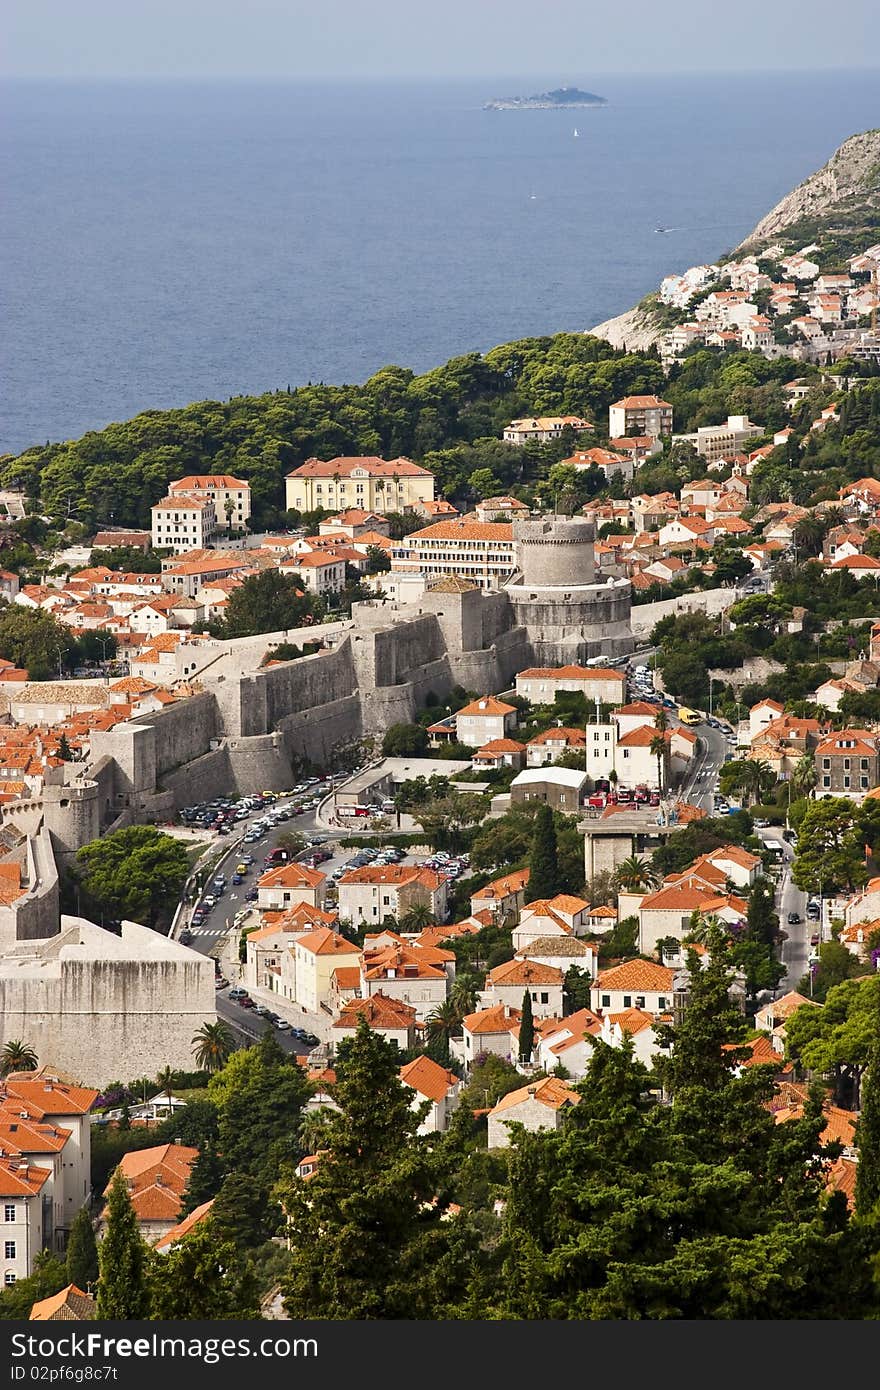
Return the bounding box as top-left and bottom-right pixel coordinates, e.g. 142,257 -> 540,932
285,456 -> 435,516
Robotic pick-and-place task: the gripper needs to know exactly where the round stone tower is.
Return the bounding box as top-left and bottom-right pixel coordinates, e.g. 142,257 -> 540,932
514,516 -> 596,587
42,778 -> 101,857
506,514 -> 633,664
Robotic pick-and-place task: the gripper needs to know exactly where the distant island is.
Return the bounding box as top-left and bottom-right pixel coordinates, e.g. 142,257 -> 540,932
484,86 -> 608,111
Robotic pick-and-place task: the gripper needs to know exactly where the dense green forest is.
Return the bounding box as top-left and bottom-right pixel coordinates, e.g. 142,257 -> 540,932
0,335 -> 809,532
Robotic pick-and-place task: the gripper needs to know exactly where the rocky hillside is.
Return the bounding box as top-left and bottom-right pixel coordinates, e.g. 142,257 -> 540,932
738,128 -> 880,250
583,303 -> 662,352
586,128 -> 880,349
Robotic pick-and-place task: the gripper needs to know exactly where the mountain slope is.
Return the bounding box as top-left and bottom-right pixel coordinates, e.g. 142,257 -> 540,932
737,128 -> 880,250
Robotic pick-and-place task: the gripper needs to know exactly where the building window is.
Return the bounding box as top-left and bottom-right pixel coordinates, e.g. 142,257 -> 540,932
4,1274 -> 14,1286
635,995 -> 645,1008
658,996 -> 667,1010
4,1241 -> 15,1259
822,776 -> 830,788
540,992 -> 549,1004
623,995 -> 632,1008
601,994 -> 610,1008
3,1206 -> 13,1223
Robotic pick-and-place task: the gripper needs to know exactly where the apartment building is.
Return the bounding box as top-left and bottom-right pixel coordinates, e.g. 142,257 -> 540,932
672,415 -> 764,465
502,416 -> 593,445
815,729 -> 880,798
285,456 -> 435,516
151,494 -> 217,552
391,519 -> 516,590
167,475 -> 251,531
608,396 -> 673,440
338,864 -> 448,928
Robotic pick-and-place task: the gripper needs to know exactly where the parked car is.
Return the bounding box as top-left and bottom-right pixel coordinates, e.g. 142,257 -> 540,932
179,929 -> 193,945
300,1032 -> 320,1047
232,873 -> 243,885
787,911 -> 801,924
214,976 -> 229,990
228,987 -> 249,1001
274,1018 -> 292,1031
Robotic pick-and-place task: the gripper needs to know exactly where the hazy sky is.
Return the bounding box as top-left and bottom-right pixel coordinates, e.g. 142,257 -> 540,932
4,0 -> 880,78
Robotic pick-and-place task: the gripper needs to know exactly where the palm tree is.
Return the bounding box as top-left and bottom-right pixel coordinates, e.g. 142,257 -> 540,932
192,1021 -> 234,1074
450,975 -> 479,1015
0,1040 -> 38,1077
426,998 -> 465,1047
791,754 -> 817,800
739,757 -> 775,807
793,515 -> 825,559
156,1065 -> 176,1117
615,856 -> 660,892
399,901 -> 436,933
687,911 -> 723,945
653,706 -> 669,734
650,731 -> 668,793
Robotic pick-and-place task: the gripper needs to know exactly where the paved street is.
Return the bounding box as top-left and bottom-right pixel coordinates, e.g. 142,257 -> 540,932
756,829 -> 811,993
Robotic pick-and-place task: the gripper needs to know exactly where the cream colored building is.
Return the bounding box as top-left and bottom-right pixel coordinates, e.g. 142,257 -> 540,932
391,519 -> 516,590
399,1056 -> 460,1134
151,494 -> 217,552
289,927 -> 363,1014
285,456 -> 435,516
337,865 -> 448,929
256,862 -> 327,911
502,416 -> 593,445
168,475 -> 251,531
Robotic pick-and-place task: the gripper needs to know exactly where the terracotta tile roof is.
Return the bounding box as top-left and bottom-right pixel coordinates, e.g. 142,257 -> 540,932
640,883 -> 724,912
333,991 -> 417,1030
258,862 -> 326,890
153,1198 -> 215,1252
462,1003 -> 522,1035
29,1284 -> 96,1321
473,868 -> 529,900
407,520 -> 514,543
287,455 -> 430,479
0,1119 -> 71,1154
475,738 -> 527,754
518,664 -> 623,681
169,474 -> 248,490
296,927 -> 361,958
399,1055 -> 458,1103
614,700 -> 661,716
0,1158 -> 52,1196
2,1079 -> 99,1117
518,936 -> 593,961
527,727 -> 587,746
340,864 -> 444,891
595,960 -> 676,991
487,957 -> 564,986
607,1007 -> 656,1035
456,695 -> 516,717
331,966 -> 361,989
490,1076 -> 580,1115
611,395 -> 672,409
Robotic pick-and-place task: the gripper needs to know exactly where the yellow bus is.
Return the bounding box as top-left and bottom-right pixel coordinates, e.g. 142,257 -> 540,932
677,707 -> 703,726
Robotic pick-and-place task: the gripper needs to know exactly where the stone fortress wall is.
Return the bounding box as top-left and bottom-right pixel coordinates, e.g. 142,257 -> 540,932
2,518 -> 638,843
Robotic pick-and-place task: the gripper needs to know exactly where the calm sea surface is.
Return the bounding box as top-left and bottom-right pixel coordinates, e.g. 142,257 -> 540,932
1,71 -> 878,453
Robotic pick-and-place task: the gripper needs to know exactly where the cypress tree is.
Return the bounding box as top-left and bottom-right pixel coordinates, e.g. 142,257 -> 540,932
518,990 -> 535,1063
855,983 -> 880,1218
525,804 -> 558,903
96,1169 -> 149,1319
66,1208 -> 98,1291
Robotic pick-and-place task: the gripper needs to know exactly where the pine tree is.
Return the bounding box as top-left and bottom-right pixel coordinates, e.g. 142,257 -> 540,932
519,990 -> 535,1063
855,982 -> 880,1218
280,1018 -> 442,1318
180,1141 -> 226,1216
525,804 -> 558,903
66,1209 -> 98,1291
96,1169 -> 149,1319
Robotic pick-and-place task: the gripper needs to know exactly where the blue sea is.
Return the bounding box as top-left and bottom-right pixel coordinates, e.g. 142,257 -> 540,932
1,70 -> 878,454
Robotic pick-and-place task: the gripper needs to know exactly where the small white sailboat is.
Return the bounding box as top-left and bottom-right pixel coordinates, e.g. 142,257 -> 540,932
573,127 -> 579,137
